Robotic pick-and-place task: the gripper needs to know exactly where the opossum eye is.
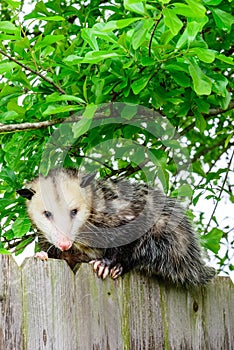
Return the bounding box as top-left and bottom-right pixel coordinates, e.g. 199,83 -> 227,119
43,211 -> 52,219
70,209 -> 78,218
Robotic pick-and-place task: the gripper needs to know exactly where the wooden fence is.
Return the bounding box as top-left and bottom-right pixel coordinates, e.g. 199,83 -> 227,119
0,254 -> 233,350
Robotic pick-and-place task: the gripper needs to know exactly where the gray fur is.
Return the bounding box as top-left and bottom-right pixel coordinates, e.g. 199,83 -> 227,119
19,168 -> 216,286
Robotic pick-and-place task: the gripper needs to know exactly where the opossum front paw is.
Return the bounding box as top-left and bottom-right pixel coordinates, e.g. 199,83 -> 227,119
89,259 -> 123,280
89,259 -> 110,279
110,264 -> 123,279
34,251 -> 48,260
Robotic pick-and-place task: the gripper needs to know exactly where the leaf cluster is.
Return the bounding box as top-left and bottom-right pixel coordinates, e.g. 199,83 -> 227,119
0,0 -> 233,273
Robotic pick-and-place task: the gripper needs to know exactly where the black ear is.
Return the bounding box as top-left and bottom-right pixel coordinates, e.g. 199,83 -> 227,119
80,173 -> 96,188
16,188 -> 36,200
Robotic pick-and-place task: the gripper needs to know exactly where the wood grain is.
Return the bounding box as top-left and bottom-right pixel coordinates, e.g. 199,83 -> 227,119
0,255 -> 233,350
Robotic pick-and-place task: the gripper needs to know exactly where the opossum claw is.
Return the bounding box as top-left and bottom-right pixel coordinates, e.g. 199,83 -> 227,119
94,261 -> 100,271
102,266 -> 110,279
34,251 -> 48,260
110,264 -> 123,279
89,259 -> 112,279
97,263 -> 106,278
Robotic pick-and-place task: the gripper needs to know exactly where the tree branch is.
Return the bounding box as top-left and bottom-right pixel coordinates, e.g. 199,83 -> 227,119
0,102 -> 233,135
0,49 -> 66,95
0,118 -> 66,134
204,148 -> 234,234
191,139 -> 233,163
180,101 -> 234,136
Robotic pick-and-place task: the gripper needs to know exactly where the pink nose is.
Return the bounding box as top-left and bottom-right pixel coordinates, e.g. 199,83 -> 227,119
57,240 -> 72,251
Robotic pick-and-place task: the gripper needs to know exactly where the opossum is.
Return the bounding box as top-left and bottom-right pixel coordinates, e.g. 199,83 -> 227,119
17,168 -> 215,286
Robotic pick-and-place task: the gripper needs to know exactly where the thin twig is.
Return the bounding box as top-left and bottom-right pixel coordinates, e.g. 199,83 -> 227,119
0,48 -> 66,95
149,17 -> 162,57
204,148 -> 234,234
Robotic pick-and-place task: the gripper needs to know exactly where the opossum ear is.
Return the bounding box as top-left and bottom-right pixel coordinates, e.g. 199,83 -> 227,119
80,173 -> 96,188
17,188 -> 36,200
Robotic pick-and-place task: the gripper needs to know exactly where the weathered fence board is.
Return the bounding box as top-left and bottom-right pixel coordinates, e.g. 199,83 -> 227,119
0,254 -> 233,350
0,255 -> 23,350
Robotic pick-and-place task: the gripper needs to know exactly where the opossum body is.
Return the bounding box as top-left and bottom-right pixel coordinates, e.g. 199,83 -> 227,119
17,168 -> 215,286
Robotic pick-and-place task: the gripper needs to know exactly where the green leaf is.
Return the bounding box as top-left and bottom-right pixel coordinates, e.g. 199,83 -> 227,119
176,17 -> 208,48
171,71 -> 190,87
131,19 -> 154,50
124,0 -> 147,15
195,112 -> 207,133
0,246 -> 11,254
42,105 -> 81,116
203,0 -> 222,4
116,18 -> 142,28
189,61 -> 212,95
210,74 -> 228,97
0,21 -> 19,32
63,55 -> 83,65
215,54 -> 234,65
72,117 -> 92,139
93,18 -> 141,32
46,93 -> 86,104
173,2 -> 205,18
4,0 -> 21,9
192,161 -> 206,177
84,51 -> 123,63
195,99 -> 210,114
71,105 -> 96,138
211,8 -> 234,32
157,167 -> 169,193
12,216 -> 31,238
131,148 -> 145,164
201,228 -> 223,254
162,140 -> 181,148
185,0 -> 206,17
132,75 -> 151,94
173,3 -> 196,17
0,62 -> 18,73
164,62 -> 189,74
171,184 -> 193,197
35,35 -> 65,50
190,48 -> 215,63
121,104 -> 138,120
163,8 -> 183,36
81,28 -> 99,51
148,149 -> 168,167
66,51 -> 124,64
0,168 -> 17,187
224,133 -> 234,148
35,16 -> 65,22
83,104 -> 97,119
14,235 -> 35,255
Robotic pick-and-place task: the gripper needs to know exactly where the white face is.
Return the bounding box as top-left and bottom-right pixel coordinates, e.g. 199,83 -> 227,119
27,172 -> 92,251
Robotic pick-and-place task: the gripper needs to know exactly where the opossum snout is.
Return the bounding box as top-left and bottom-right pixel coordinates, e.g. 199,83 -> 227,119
57,240 -> 73,251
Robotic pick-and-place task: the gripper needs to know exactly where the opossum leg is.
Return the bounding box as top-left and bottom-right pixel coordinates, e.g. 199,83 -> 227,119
34,251 -> 48,260
89,258 -> 123,280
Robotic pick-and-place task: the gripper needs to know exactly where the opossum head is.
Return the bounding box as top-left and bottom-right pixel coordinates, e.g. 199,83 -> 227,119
17,169 -> 94,251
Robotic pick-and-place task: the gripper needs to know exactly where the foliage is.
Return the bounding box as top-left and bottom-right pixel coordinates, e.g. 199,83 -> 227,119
0,0 -> 233,274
